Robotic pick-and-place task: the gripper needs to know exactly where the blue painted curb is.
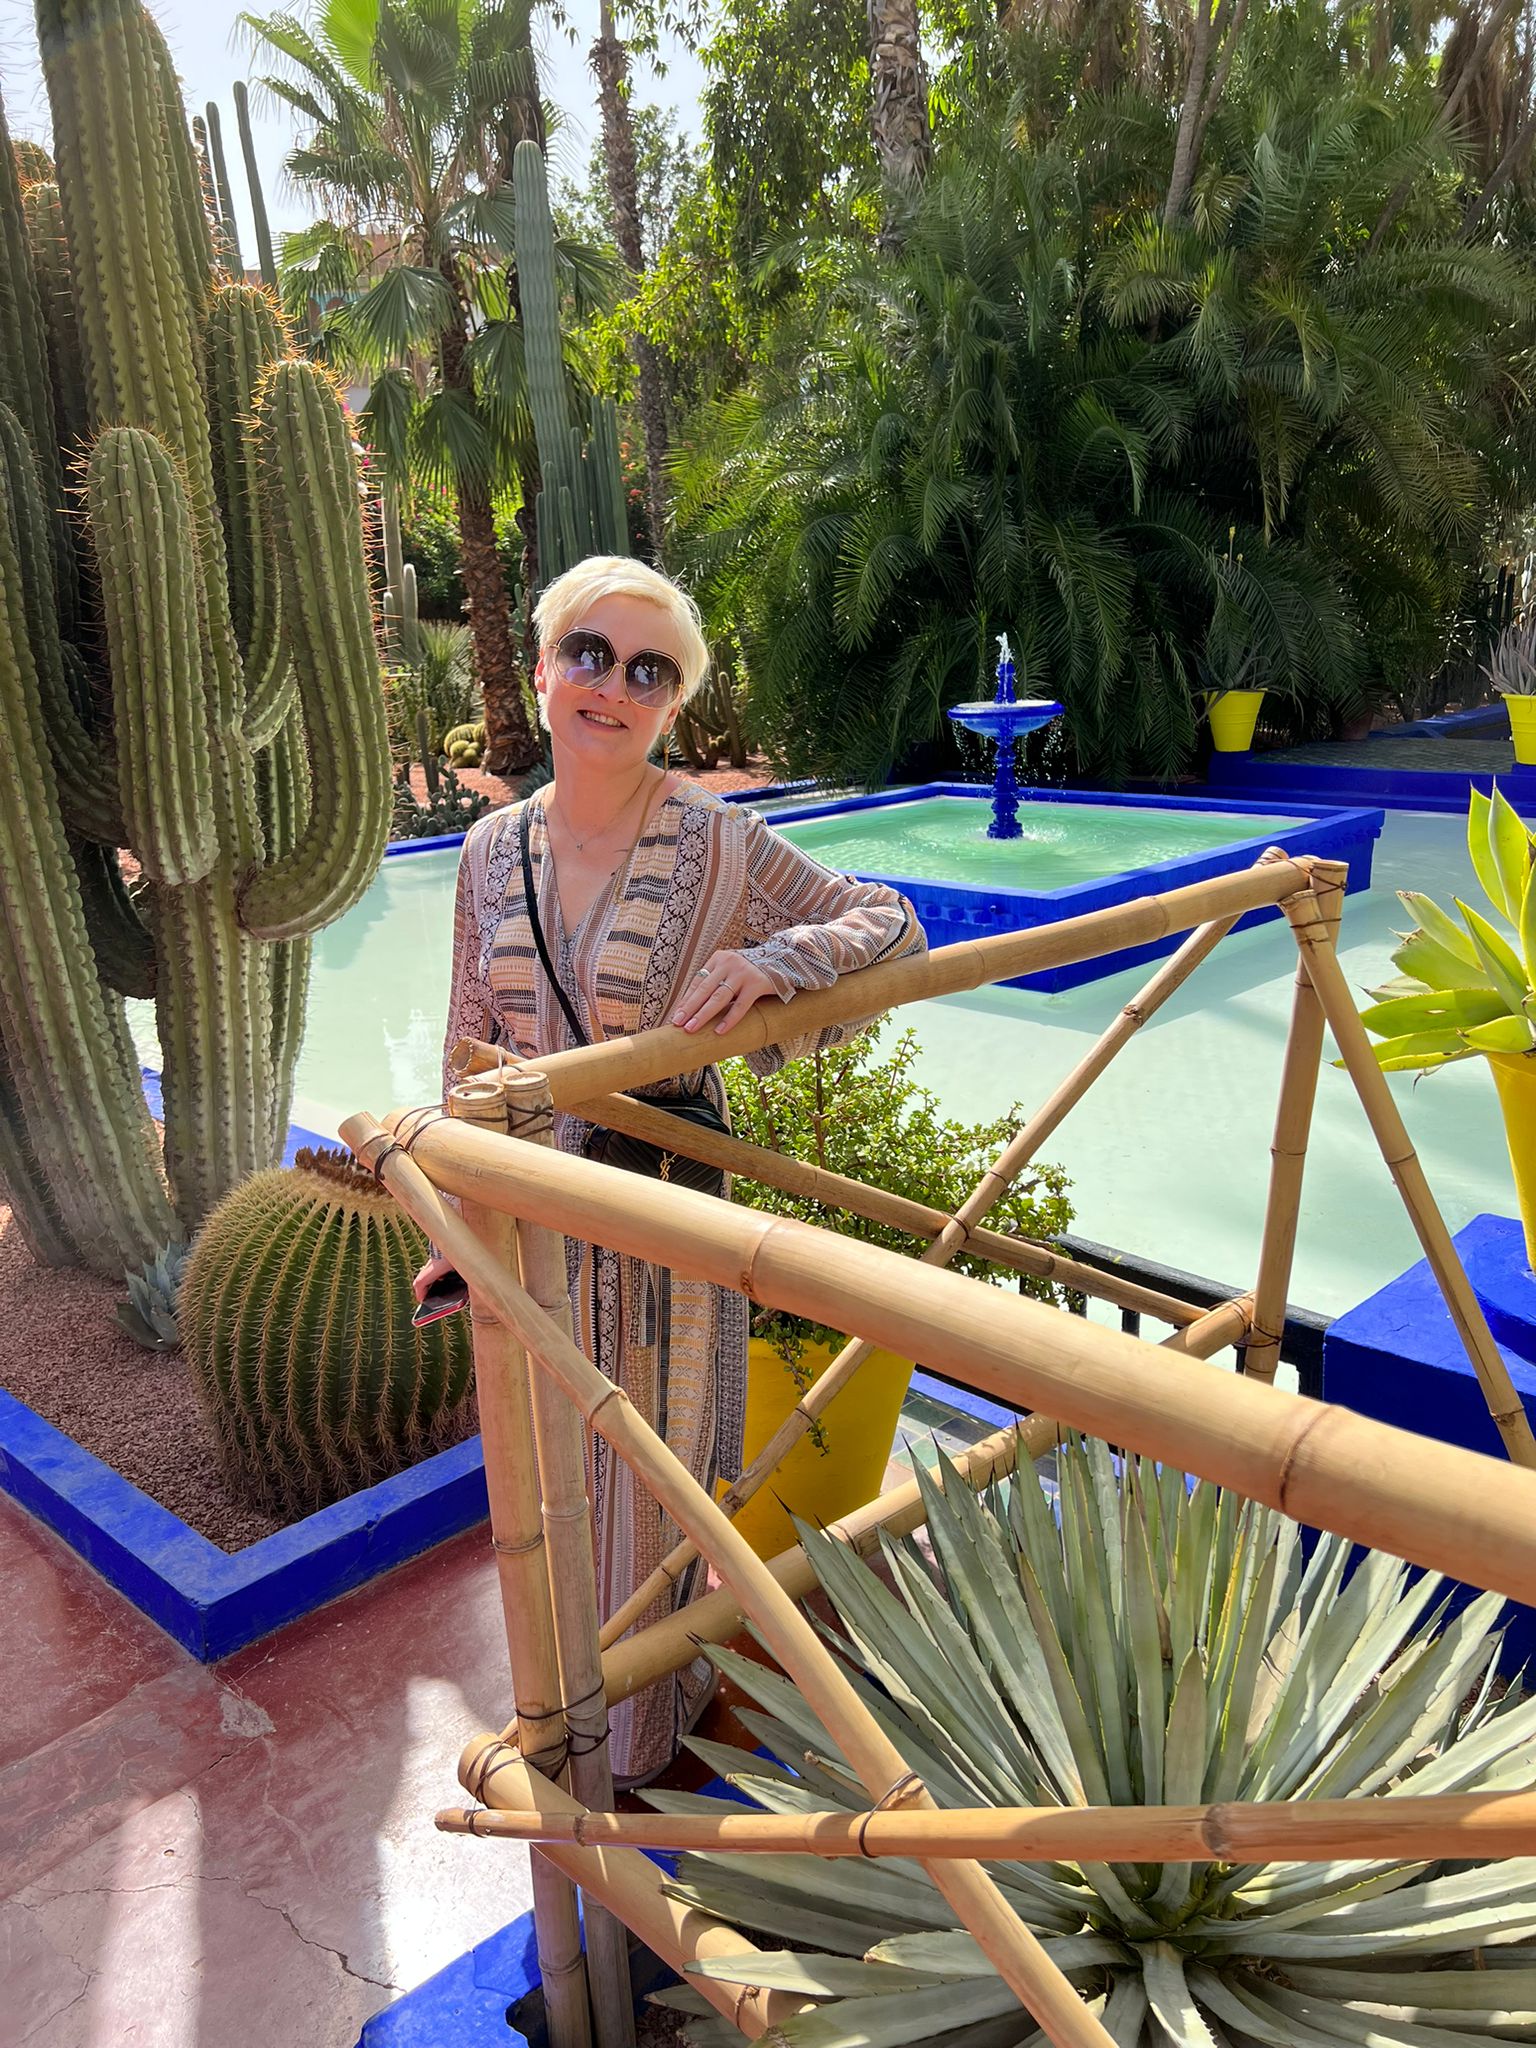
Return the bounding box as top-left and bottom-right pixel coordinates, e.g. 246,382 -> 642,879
0,1068 -> 491,1661
766,783 -> 1383,993
1207,752 -> 1536,816
0,1390 -> 490,1662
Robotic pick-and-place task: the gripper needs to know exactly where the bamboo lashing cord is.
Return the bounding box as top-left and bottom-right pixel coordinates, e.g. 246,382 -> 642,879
352,1103 -> 1536,1610
498,1069 -> 634,2048
436,1786 -> 1536,1866
455,1740 -> 814,2040
597,910 -> 1240,1652
345,1113 -> 1115,2048
449,856 -> 1317,1107
445,1081 -> 591,2048
1284,877 -> 1536,1469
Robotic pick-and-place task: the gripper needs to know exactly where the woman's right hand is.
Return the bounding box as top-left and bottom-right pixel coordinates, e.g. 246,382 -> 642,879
412,1251 -> 456,1304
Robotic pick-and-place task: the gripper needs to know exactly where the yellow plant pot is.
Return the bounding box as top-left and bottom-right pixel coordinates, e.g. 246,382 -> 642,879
1207,689 -> 1266,753
725,1336 -> 915,1558
1488,1051 -> 1536,1268
1506,695 -> 1536,767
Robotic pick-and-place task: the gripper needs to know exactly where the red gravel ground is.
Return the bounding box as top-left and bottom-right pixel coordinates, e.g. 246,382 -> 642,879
0,1204 -> 284,1551
403,754 -> 778,807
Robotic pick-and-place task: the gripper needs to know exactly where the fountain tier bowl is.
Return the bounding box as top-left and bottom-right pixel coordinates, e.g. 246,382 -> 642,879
771,785 -> 1383,992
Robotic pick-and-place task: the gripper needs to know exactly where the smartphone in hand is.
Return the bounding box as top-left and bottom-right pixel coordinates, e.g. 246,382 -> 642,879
412,1270 -> 471,1328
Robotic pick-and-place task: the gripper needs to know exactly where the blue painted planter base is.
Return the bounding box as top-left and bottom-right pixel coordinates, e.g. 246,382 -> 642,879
1323,1213 -> 1536,1666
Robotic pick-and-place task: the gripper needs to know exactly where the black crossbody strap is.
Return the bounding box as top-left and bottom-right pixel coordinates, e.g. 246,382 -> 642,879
520,809 -> 590,1049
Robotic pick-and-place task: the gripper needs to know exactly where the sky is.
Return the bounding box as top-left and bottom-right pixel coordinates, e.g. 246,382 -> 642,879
0,0 -> 706,255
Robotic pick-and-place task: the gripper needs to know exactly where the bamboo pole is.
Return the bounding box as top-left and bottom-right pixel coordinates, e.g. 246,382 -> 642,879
597,917 -> 1234,1652
438,1787 -> 1536,1866
456,1739 -> 813,2039
1243,857 -> 1345,1385
451,859 -> 1315,1107
352,1107 -> 1536,1609
446,1083 -> 591,2048
499,1071 -> 634,2048
1159,1293 -> 1254,1359
1286,884 -> 1536,1470
601,1417 -> 1060,1708
345,1115 -> 1114,2048
474,1084 -> 1202,1331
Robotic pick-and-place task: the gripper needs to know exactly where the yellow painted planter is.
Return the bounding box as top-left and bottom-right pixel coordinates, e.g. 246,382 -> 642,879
1207,689 -> 1266,753
1506,695 -> 1536,767
1488,1051 -> 1536,1268
726,1336 -> 915,1559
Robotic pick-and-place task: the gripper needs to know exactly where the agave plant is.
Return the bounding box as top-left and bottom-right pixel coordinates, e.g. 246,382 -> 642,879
1358,786 -> 1536,1072
1487,622 -> 1536,699
651,1437 -> 1536,2046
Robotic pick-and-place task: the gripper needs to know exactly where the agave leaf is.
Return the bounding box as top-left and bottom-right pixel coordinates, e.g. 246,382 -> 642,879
1521,853 -> 1536,996
1359,990 -> 1509,1037
868,1932 -> 1120,1980
767,1974 -> 1023,2046
1248,1974 -> 1530,2045
1058,1452 -> 1133,1804
1487,786 -> 1536,926
1141,1942 -> 1222,2046
662,1872 -> 891,1956
1100,1974 -> 1150,2046
1203,1857 -> 1536,1956
1398,890 -> 1485,965
687,1952 -> 943,1995
1391,929 -> 1496,992
1005,1457 -> 1073,1648
1123,1500 -> 1168,1805
1457,900 -> 1531,1015
1280,1962 -> 1536,2012
1391,1688 -> 1536,1797
1469,788 -> 1505,914
682,1736 -> 805,1792
702,1645 -> 859,1776
649,1986 -> 719,2015
1208,1545 -> 1279,1804
1463,1016 -> 1536,1053
1149,1647 -> 1207,1916
1190,1968 -> 1373,2047
1365,1027 -> 1499,1066
725,1708 -> 867,1805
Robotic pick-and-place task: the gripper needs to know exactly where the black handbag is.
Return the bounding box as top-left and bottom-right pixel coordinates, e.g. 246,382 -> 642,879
520,821 -> 728,1197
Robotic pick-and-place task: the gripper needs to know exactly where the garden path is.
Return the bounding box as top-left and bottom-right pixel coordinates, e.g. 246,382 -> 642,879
2,1499 -> 531,2048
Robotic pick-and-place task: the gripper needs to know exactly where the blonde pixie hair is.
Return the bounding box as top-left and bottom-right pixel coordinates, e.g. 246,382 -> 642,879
533,556 -> 711,703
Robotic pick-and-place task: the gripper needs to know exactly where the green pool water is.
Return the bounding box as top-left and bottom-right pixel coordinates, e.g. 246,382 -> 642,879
126,808 -> 1514,1337
775,795 -> 1302,890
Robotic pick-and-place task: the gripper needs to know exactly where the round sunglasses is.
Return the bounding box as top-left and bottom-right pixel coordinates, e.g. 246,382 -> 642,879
551,628 -> 685,709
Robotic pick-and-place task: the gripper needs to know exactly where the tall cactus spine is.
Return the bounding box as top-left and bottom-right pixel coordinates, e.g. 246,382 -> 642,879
231,81 -> 276,289
512,140 -> 630,584
203,101 -> 244,274
0,1 -> 391,1270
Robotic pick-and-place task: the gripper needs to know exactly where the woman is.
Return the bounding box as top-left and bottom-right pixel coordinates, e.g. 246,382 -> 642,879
415,556 -> 924,1783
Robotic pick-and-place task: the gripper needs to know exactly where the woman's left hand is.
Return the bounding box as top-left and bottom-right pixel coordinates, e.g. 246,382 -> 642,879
672,950 -> 777,1034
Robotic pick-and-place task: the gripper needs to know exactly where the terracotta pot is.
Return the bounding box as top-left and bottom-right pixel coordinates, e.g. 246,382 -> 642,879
1207,689 -> 1266,753
726,1336 -> 915,1558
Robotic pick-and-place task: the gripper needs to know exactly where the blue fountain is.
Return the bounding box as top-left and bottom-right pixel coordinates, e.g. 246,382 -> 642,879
947,636 -> 1063,840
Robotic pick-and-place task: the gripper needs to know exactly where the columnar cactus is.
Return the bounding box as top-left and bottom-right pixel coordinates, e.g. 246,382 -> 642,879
0,0 -> 392,1276
179,1149 -> 475,1513
512,140 -> 629,582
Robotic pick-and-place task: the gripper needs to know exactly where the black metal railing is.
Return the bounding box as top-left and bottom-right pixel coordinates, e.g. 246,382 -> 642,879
1055,1231 -> 1328,1400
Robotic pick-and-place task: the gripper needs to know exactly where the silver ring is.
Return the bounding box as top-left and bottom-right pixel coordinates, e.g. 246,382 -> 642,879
694,967 -> 711,980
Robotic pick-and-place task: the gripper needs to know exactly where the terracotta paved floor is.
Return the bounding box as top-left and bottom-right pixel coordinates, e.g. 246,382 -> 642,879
2,1499 -> 532,2048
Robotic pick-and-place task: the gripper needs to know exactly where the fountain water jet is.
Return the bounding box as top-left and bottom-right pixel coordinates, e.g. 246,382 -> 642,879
947,636 -> 1063,839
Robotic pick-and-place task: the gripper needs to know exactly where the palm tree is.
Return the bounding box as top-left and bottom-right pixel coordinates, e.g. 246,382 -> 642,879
245,0 -> 611,772
685,48 -> 1532,785
866,0 -> 931,245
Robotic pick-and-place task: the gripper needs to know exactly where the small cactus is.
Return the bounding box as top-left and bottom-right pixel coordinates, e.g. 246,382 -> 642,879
443,719 -> 485,767
179,1147 -> 475,1514
116,1239 -> 190,1351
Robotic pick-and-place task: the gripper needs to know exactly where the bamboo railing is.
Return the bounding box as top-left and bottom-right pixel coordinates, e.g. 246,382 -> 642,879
343,848 -> 1536,2048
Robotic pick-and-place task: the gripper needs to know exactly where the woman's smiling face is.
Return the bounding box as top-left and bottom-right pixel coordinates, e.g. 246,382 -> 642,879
536,592 -> 684,775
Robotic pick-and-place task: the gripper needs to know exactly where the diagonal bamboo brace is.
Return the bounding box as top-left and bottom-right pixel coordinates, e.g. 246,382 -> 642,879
1285,883 -> 1536,1469
345,1112 -> 1115,2048
597,912 -> 1237,1652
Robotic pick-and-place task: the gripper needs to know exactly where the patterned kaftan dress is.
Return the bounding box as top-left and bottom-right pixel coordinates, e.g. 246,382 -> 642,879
442,783 -> 924,1781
